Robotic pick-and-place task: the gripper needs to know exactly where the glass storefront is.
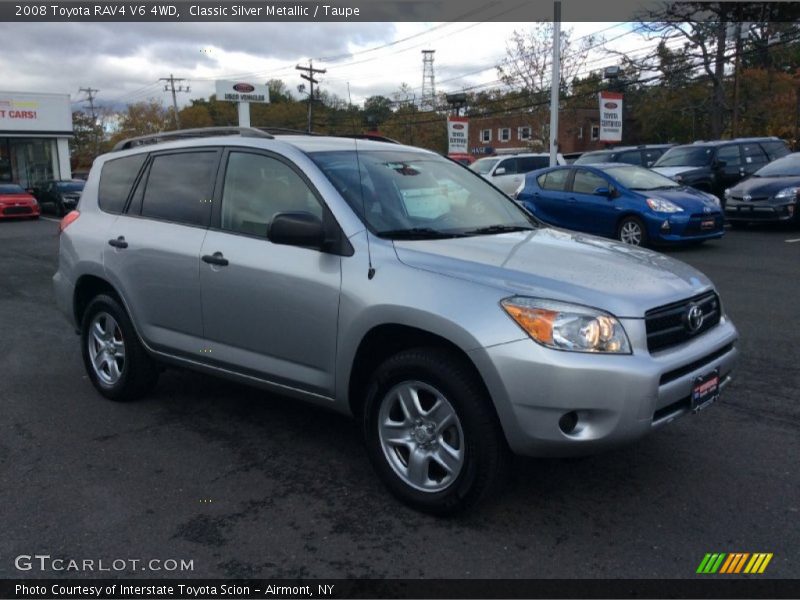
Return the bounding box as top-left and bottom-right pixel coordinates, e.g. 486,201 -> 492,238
0,137 -> 59,188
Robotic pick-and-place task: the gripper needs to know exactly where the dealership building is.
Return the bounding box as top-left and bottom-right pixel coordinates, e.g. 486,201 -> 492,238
0,91 -> 73,188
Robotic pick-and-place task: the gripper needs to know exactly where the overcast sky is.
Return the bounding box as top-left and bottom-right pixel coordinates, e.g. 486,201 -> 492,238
0,21 -> 661,111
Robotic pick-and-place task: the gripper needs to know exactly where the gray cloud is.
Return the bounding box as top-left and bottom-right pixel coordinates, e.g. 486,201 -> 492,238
0,22 -> 397,107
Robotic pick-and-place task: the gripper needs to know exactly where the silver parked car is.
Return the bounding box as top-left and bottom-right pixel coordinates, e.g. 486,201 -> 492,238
54,128 -> 738,514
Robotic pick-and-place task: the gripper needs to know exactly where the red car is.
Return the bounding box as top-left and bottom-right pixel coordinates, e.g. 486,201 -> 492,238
0,183 -> 40,219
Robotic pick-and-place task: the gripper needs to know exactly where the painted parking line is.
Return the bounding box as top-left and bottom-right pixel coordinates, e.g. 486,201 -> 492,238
40,216 -> 61,223
785,238 -> 800,243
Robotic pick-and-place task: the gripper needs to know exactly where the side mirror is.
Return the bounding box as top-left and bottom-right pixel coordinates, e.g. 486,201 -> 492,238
594,186 -> 612,197
269,211 -> 324,249
494,167 -> 506,176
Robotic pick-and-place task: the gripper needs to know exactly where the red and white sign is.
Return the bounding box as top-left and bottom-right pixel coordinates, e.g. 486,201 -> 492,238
0,92 -> 72,133
447,116 -> 469,154
598,91 -> 623,142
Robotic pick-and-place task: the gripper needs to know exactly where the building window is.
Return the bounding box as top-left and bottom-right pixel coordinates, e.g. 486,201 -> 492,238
577,127 -> 583,140
590,125 -> 600,141
498,128 -> 511,142
480,129 -> 491,142
518,126 -> 531,141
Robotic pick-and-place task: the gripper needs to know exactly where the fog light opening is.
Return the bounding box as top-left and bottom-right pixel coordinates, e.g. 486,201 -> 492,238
559,411 -> 579,435
660,219 -> 670,231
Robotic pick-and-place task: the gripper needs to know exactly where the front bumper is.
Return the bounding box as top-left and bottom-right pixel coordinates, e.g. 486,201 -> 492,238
645,212 -> 725,244
470,315 -> 738,457
725,199 -> 796,222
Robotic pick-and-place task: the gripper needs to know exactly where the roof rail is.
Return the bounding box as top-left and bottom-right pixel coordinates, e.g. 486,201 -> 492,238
336,133 -> 400,144
112,127 -> 274,151
257,127 -> 319,136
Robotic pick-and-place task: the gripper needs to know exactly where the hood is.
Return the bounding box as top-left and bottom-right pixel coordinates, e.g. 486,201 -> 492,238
652,166 -> 702,178
730,175 -> 800,199
0,193 -> 36,205
393,228 -> 713,318
647,187 -> 721,212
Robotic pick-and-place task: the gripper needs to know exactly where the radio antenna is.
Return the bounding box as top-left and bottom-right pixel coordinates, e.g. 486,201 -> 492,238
348,82 -> 375,280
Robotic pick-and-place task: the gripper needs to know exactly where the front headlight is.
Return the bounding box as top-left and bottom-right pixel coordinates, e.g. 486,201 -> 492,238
724,188 -> 732,199
708,194 -> 721,207
501,297 -> 631,354
775,187 -> 799,201
646,198 -> 683,213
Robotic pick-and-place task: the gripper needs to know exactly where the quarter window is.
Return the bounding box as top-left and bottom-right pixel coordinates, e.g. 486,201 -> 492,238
98,154 -> 147,214
141,152 -> 217,226
221,152 -> 322,237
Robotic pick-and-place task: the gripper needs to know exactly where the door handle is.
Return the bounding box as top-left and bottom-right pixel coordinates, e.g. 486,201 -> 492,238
202,252 -> 229,267
108,236 -> 128,249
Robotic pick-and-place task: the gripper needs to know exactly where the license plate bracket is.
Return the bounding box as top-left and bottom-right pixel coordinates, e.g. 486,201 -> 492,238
691,368 -> 720,412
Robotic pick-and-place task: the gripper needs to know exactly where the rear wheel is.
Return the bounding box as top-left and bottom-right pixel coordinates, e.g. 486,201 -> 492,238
617,216 -> 648,247
81,294 -> 158,401
363,348 -> 508,515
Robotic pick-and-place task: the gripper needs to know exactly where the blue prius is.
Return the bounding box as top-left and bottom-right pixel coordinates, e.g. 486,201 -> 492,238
514,163 -> 725,247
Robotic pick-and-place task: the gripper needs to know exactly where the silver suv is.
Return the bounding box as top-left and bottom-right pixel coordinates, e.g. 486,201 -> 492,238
54,128 -> 739,514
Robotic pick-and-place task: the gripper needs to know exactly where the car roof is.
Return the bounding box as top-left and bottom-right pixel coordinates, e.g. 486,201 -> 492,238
671,137 -> 784,148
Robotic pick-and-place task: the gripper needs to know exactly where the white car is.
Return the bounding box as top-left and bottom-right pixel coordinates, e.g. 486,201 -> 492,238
470,152 -> 567,195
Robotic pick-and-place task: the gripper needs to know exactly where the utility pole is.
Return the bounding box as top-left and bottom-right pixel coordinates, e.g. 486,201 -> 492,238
295,61 -> 326,133
549,1 -> 561,167
79,87 -> 100,154
160,74 -> 189,129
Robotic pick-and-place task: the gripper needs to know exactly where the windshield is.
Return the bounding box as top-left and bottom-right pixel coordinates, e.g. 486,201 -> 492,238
603,166 -> 680,190
0,184 -> 26,194
754,153 -> 800,177
309,150 -> 535,238
57,182 -> 85,192
654,146 -> 713,167
574,152 -> 613,165
469,157 -> 499,174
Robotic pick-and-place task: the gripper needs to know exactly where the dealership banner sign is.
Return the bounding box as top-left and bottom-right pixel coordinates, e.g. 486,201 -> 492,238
0,92 -> 72,133
598,92 -> 623,142
447,117 -> 469,154
215,81 -> 269,103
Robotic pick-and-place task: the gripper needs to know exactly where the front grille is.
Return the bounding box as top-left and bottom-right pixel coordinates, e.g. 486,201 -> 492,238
730,195 -> 768,202
645,291 -> 721,353
2,206 -> 32,215
682,214 -> 724,236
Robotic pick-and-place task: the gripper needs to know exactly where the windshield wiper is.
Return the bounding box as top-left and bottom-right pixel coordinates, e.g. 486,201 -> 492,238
463,224 -> 535,235
378,227 -> 468,240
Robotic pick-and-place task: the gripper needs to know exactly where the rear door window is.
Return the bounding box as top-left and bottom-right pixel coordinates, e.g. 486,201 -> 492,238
495,158 -> 518,175
517,156 -> 549,173
571,169 -> 607,194
98,154 -> 147,214
539,169 -> 570,191
140,151 -> 219,227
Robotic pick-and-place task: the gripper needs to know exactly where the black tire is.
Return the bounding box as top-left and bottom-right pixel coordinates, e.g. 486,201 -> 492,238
80,294 -> 158,401
617,216 -> 649,247
362,347 -> 508,515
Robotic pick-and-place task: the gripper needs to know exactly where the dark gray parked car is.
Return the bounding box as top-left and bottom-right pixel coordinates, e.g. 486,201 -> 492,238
54,128 -> 739,513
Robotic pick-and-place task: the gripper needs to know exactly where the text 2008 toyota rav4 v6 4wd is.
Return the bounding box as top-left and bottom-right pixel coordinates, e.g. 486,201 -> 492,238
54,128 -> 738,514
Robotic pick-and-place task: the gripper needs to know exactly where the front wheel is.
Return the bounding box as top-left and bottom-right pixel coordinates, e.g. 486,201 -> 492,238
363,348 -> 508,515
81,294 -> 159,401
617,216 -> 648,247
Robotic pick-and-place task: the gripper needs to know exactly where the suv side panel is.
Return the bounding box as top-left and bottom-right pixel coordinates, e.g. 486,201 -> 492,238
103,149 -> 220,355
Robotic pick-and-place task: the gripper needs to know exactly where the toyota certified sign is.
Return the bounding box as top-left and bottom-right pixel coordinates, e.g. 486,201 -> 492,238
598,91 -> 623,142
215,80 -> 269,103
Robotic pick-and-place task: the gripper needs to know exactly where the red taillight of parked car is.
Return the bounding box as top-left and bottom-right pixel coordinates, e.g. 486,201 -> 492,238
59,210 -> 80,233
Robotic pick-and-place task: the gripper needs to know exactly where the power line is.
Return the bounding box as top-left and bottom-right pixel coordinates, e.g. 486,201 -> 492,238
159,74 -> 190,128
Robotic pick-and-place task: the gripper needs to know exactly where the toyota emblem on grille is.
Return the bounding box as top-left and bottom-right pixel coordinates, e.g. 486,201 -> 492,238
743,194 -> 752,202
685,304 -> 704,333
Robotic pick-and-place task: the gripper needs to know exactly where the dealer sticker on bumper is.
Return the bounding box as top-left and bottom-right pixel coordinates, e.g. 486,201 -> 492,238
692,368 -> 720,412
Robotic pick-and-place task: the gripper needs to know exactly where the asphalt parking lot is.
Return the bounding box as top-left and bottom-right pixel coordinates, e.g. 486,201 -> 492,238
1,217 -> 798,580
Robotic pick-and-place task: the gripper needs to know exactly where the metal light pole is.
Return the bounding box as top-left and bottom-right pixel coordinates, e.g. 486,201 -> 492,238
549,1 -> 561,167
